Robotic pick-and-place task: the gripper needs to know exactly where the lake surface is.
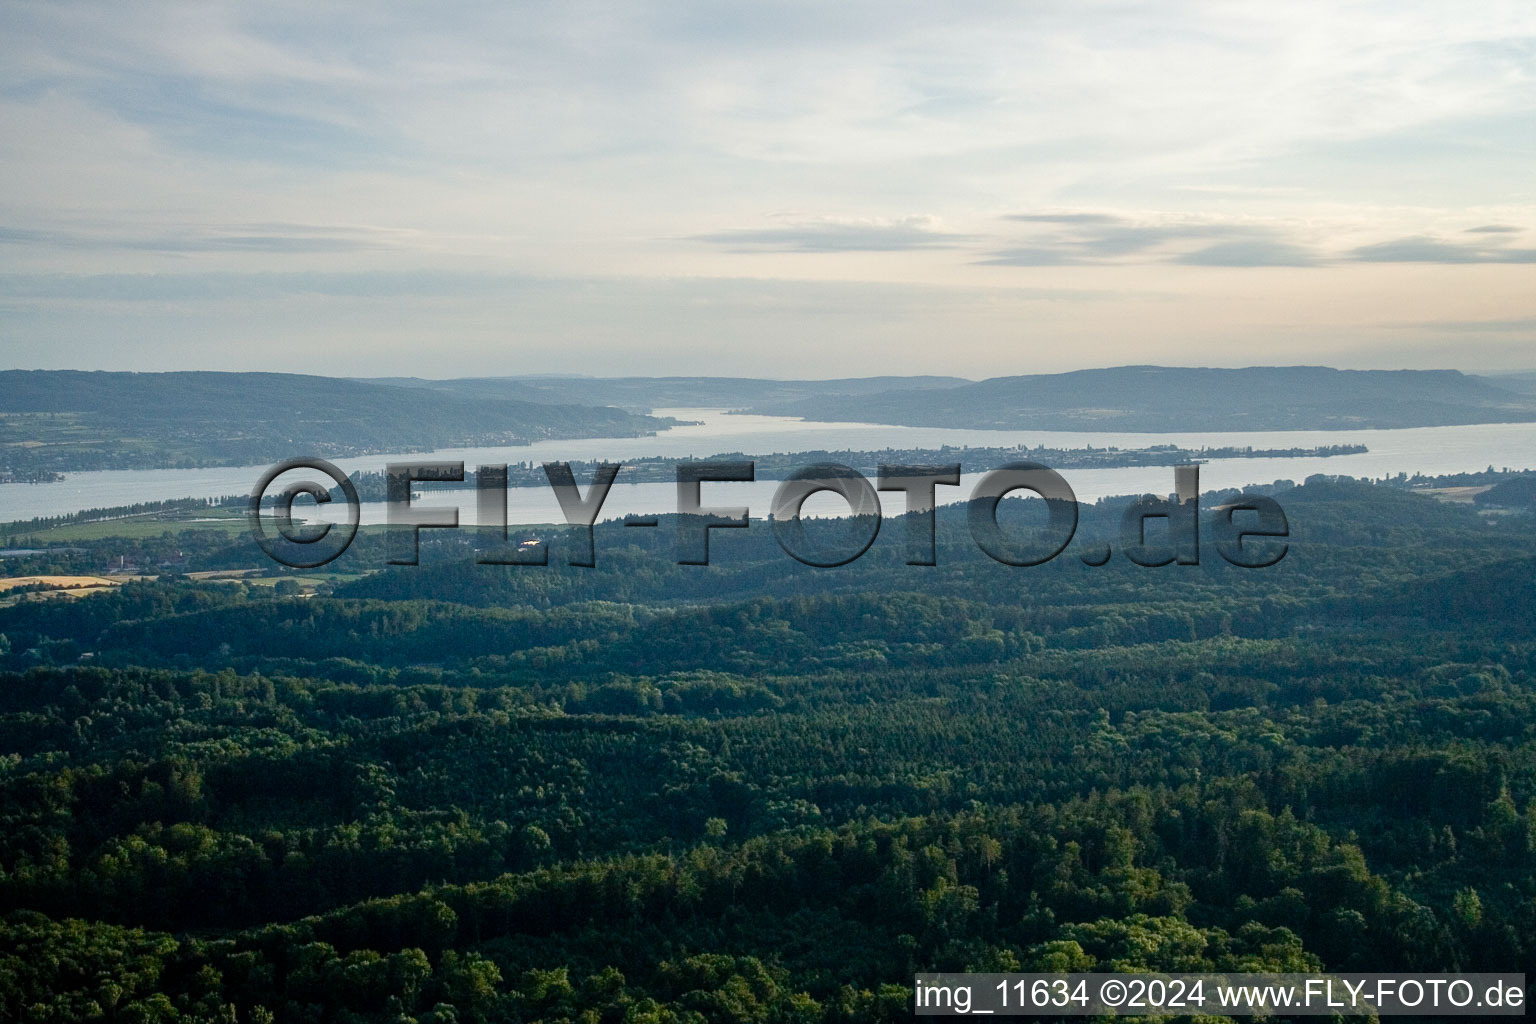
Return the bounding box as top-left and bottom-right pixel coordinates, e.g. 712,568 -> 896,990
6,408 -> 1536,525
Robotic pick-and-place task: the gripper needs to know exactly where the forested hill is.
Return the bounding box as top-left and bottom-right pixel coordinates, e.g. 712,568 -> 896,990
749,365 -> 1536,431
0,371 -> 674,474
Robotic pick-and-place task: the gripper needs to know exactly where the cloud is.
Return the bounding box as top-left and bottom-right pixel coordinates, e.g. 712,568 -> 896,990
135,234 -> 378,254
985,218 -> 1529,268
1348,236 -> 1536,264
984,214 -> 1321,267
1071,223 -> 1254,258
691,218 -> 970,253
0,228 -> 49,244
976,247 -> 1083,267
0,222 -> 408,254
1392,315 -> 1536,334
0,270 -> 511,301
1173,240 -> 1319,267
1004,213 -> 1124,225
0,270 -> 1130,309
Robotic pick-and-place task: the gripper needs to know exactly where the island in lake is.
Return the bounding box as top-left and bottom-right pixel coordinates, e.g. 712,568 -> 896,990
329,441 -> 1368,499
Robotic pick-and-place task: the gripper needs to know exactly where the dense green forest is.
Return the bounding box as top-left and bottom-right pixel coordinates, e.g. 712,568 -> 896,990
0,372 -> 672,475
2,478 -> 1535,1021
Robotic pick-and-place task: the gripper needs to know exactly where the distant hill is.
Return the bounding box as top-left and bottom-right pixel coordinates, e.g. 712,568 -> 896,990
1481,371 -> 1536,396
364,375 -> 974,413
361,377 -> 554,403
0,371 -> 673,474
748,366 -> 1536,431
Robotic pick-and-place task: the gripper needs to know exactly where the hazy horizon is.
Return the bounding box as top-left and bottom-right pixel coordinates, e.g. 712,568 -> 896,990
3,363 -> 1536,383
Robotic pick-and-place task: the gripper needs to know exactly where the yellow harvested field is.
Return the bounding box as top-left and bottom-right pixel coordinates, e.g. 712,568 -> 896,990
1414,485 -> 1493,504
0,575 -> 126,591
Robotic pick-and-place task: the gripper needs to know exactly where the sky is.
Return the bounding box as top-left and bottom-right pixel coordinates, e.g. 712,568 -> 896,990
0,1 -> 1533,379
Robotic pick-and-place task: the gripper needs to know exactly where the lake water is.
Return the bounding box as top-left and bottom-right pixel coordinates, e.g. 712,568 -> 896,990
5,408 -> 1536,526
